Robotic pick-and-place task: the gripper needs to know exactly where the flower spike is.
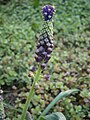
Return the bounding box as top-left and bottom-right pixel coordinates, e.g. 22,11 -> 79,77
35,5 -> 55,69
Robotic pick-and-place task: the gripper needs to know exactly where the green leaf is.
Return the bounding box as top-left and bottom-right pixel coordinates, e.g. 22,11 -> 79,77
40,112 -> 66,120
40,89 -> 79,117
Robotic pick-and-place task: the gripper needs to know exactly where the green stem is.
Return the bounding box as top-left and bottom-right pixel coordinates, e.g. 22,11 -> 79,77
20,66 -> 41,120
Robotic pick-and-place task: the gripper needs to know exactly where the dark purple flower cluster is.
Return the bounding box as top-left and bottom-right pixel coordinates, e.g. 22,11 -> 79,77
35,33 -> 53,69
42,5 -> 55,21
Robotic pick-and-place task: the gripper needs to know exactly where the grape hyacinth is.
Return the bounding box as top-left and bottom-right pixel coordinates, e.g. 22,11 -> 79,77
35,5 -> 55,69
20,5 -> 55,120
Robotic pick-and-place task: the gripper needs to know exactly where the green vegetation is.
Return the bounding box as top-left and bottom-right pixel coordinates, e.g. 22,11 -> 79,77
0,0 -> 90,120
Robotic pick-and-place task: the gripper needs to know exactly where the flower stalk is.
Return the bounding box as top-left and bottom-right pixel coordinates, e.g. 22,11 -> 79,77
20,66 -> 41,120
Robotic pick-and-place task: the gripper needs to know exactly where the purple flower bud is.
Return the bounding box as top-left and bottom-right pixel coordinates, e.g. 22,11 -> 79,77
47,54 -> 51,60
36,43 -> 40,48
44,54 -> 51,63
46,42 -> 51,47
42,52 -> 47,58
35,56 -> 42,62
40,41 -> 44,45
44,38 -> 49,43
50,43 -> 54,48
31,66 -> 36,72
47,47 -> 52,54
49,36 -> 53,40
43,33 -> 48,38
44,74 -> 50,80
41,63 -> 46,69
39,46 -> 44,52
35,49 -> 39,55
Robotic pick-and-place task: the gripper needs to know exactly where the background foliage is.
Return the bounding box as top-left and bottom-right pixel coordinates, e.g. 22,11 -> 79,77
0,0 -> 90,120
